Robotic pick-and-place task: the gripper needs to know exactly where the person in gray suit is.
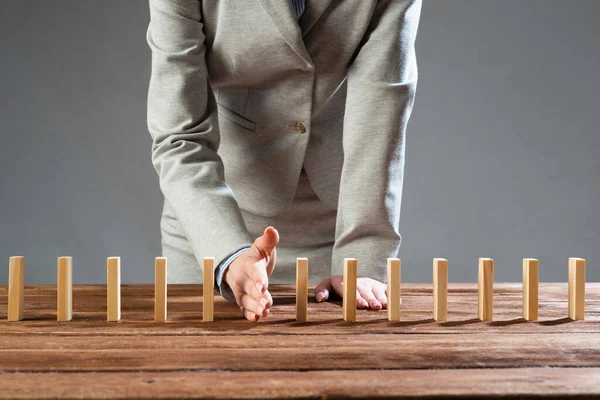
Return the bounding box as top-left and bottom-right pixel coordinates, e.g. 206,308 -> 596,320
146,0 -> 421,321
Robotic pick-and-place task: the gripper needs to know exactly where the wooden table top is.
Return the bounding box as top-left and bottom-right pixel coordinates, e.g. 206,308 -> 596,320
0,283 -> 599,399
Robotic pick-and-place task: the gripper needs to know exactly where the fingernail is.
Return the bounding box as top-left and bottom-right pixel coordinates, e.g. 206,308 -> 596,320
257,306 -> 264,315
316,292 -> 325,302
259,298 -> 268,308
255,282 -> 263,292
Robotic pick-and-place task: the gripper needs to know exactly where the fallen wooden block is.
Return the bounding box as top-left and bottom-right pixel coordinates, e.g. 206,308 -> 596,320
8,256 -> 25,322
57,256 -> 73,322
107,257 -> 121,322
568,257 -> 586,320
154,257 -> 167,322
296,257 -> 308,322
522,258 -> 539,321
203,257 -> 214,322
478,258 -> 494,321
387,258 -> 401,321
343,258 -> 357,322
433,258 -> 448,321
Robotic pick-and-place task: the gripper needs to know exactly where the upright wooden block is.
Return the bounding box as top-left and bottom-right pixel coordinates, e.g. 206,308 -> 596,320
387,258 -> 401,321
8,256 -> 25,322
203,257 -> 214,322
57,256 -> 73,322
296,258 -> 308,322
568,257 -> 586,320
107,257 -> 121,322
154,257 -> 167,322
522,258 -> 539,321
343,258 -> 357,322
433,258 -> 448,321
478,258 -> 494,321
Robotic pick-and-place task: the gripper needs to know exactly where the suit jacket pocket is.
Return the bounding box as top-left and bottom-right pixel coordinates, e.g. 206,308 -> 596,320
217,103 -> 257,132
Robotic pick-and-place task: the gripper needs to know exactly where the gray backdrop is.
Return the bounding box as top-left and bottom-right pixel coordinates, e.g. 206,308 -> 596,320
1,1 -> 598,284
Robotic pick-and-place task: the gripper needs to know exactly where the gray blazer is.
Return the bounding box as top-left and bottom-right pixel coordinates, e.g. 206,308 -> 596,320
146,0 -> 421,282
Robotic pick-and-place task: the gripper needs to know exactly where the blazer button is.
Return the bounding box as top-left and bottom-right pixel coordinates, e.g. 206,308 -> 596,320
294,121 -> 307,133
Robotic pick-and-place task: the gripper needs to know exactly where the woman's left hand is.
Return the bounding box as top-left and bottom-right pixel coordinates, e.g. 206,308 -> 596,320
314,276 -> 388,310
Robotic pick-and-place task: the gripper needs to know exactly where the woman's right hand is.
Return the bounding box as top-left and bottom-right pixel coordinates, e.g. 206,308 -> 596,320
223,226 -> 279,321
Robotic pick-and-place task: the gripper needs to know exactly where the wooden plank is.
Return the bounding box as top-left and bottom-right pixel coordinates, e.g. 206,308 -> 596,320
433,258 -> 448,321
57,257 -> 73,322
0,333 -> 598,352
1,333 -> 599,372
2,368 -> 600,400
343,258 -> 357,322
203,257 -> 214,322
7,256 -> 24,321
523,258 -> 539,321
0,284 -> 598,336
478,258 -> 494,321
154,257 -> 167,322
568,257 -> 586,320
296,257 -> 308,322
387,258 -> 401,321
107,257 -> 121,322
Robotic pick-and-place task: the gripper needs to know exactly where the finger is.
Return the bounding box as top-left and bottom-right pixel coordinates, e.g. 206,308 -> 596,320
359,286 -> 382,310
242,277 -> 267,302
264,289 -> 273,309
314,277 -> 332,303
249,226 -> 279,263
330,276 -> 344,298
240,293 -> 265,317
373,286 -> 388,308
266,245 -> 277,278
356,291 -> 369,309
244,309 -> 260,322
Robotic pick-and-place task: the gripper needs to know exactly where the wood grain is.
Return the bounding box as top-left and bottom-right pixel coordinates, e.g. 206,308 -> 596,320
1,369 -> 600,399
0,333 -> 598,372
0,283 -> 599,399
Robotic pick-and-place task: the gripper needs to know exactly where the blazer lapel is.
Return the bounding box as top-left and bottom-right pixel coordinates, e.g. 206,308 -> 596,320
299,0 -> 334,36
256,0 -> 312,65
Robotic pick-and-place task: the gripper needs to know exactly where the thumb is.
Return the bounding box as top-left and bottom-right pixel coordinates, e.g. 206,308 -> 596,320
249,226 -> 279,263
314,277 -> 333,303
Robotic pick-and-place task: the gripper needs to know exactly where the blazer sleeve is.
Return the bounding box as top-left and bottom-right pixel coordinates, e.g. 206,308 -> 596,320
331,0 -> 421,282
146,0 -> 254,277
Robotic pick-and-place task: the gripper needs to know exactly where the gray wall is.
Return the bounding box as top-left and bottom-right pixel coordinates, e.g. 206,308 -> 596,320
1,1 -> 598,284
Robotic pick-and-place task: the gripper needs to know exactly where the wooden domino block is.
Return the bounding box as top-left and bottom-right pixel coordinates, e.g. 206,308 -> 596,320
478,258 -> 494,321
343,258 -> 357,322
387,258 -> 401,321
107,257 -> 121,322
568,257 -> 586,320
154,257 -> 167,322
296,257 -> 308,322
522,258 -> 539,321
8,256 -> 25,322
433,258 -> 448,321
57,256 -> 73,322
203,257 -> 214,322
